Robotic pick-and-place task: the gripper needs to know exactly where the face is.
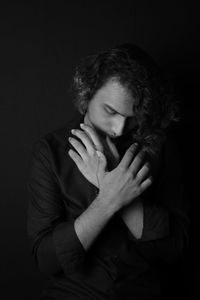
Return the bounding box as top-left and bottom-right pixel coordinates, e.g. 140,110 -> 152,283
84,78 -> 137,139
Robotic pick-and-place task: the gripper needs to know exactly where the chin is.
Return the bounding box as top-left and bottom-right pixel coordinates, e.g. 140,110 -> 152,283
94,126 -> 107,138
108,134 -> 118,139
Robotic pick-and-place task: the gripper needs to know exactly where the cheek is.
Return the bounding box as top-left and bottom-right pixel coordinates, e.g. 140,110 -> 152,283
96,115 -> 112,133
98,116 -> 110,130
88,104 -> 112,132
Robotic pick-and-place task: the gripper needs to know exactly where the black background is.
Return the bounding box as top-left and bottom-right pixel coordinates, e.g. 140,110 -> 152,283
1,1 -> 199,299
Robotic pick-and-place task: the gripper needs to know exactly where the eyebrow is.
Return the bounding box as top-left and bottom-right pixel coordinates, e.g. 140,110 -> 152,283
104,104 -> 133,117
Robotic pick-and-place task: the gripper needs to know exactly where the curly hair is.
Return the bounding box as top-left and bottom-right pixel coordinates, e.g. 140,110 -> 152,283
72,43 -> 179,156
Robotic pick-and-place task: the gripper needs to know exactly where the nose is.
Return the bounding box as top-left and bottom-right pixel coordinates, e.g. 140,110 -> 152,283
111,116 -> 126,137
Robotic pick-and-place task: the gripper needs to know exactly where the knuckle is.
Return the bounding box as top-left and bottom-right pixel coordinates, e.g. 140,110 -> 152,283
72,139 -> 79,146
69,137 -> 75,144
127,169 -> 134,179
133,142 -> 139,149
135,174 -> 141,182
78,130 -> 86,138
71,129 -> 78,135
132,187 -> 140,198
118,165 -> 126,173
137,187 -> 142,196
128,146 -> 136,154
74,129 -> 86,138
137,152 -> 145,161
85,157 -> 89,163
83,125 -> 93,135
90,150 -> 96,157
145,161 -> 150,169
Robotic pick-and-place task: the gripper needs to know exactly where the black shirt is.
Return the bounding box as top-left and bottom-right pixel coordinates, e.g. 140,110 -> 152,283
27,112 -> 189,300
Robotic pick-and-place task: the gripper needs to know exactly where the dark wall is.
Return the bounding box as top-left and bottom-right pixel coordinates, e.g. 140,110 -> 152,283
1,1 -> 199,299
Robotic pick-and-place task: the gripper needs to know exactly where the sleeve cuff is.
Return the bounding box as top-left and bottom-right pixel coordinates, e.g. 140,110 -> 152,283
52,220 -> 86,273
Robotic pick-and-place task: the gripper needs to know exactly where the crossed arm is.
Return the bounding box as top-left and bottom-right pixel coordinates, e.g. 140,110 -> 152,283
68,123 -> 157,248
27,125 -> 189,276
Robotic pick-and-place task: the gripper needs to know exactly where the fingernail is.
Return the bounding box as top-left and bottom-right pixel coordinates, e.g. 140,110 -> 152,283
80,123 -> 84,128
131,142 -> 137,148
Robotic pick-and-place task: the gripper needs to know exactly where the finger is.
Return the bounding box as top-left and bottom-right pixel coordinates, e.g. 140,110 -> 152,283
119,143 -> 138,169
139,176 -> 153,193
68,149 -> 82,165
96,150 -> 107,176
80,123 -> 104,152
129,150 -> 145,175
136,162 -> 150,183
71,129 -> 95,155
68,137 -> 87,160
106,136 -> 120,162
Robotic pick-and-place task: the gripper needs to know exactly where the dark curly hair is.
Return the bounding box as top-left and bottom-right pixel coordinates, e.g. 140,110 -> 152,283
72,43 -> 179,156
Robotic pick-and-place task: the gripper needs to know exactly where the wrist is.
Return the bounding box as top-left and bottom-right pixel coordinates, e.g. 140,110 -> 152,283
120,197 -> 142,215
95,193 -> 120,216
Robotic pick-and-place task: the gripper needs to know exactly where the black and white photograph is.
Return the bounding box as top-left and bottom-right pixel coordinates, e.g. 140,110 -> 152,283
1,1 -> 199,299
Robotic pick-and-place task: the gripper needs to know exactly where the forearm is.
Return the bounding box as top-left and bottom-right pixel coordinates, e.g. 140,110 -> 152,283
120,198 -> 144,239
33,197 -> 118,275
36,232 -> 62,275
74,195 -> 119,250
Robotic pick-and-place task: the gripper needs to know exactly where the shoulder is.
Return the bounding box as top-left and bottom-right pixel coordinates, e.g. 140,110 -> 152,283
32,112 -> 84,156
28,112 -> 84,178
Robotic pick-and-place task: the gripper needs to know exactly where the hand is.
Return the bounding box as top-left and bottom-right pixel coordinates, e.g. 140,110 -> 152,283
97,143 -> 153,210
80,123 -> 120,168
68,124 -> 152,210
68,124 -> 107,188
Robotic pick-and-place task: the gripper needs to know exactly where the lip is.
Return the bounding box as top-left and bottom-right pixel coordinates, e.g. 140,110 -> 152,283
107,132 -> 117,138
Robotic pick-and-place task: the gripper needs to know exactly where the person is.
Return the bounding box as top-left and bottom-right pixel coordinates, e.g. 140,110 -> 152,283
27,43 -> 189,300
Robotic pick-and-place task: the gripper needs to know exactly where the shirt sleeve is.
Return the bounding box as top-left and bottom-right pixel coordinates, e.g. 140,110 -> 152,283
27,138 -> 85,276
141,202 -> 170,241
127,137 -> 190,264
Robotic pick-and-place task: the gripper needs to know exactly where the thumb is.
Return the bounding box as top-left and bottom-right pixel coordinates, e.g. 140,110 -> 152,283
96,150 -> 107,176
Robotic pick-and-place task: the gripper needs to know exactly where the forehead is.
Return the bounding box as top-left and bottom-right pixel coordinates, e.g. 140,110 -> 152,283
92,79 -> 135,117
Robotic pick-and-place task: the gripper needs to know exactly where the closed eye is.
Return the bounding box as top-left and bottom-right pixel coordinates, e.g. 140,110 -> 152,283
104,106 -> 116,115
